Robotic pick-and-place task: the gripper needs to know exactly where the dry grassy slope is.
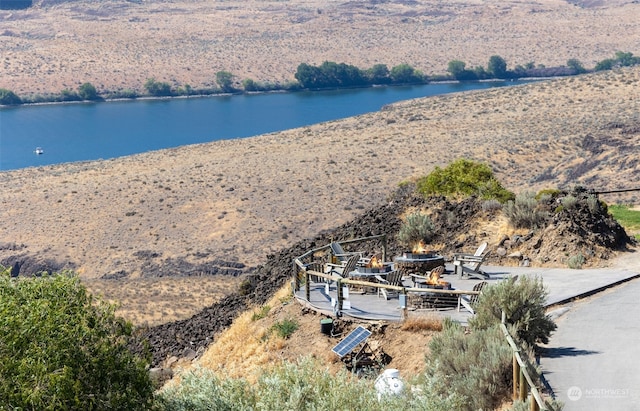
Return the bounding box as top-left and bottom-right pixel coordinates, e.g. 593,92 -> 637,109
1,69 -> 638,270
1,67 -> 639,325
1,0 -> 639,95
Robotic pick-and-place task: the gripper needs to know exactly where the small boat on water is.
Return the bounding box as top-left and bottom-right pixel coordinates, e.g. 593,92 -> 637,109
34,147 -> 44,155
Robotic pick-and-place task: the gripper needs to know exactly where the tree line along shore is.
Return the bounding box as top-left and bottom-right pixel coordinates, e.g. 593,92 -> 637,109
1,51 -> 638,106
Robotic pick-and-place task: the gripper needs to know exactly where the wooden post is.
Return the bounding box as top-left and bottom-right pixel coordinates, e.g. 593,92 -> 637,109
305,271 -> 310,301
382,234 -> 387,262
337,279 -> 343,314
519,367 -> 527,401
293,261 -> 300,291
530,394 -> 539,411
513,354 -> 519,400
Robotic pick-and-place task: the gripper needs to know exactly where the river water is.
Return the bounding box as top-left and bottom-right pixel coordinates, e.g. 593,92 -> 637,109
0,81 -> 531,171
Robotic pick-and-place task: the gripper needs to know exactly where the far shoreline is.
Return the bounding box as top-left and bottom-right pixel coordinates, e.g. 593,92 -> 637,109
0,77 -> 557,109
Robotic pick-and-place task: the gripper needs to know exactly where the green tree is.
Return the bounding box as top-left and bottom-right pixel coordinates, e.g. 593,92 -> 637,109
0,88 -> 22,105
594,58 -> 615,71
447,60 -> 466,78
389,63 -> 422,83
60,88 -> 81,102
242,78 -> 259,91
144,78 -> 172,96
614,51 -> 638,67
216,71 -> 236,92
77,82 -> 99,100
566,58 -> 586,74
365,63 -> 391,84
447,60 -> 477,80
0,270 -> 154,410
487,55 -> 508,78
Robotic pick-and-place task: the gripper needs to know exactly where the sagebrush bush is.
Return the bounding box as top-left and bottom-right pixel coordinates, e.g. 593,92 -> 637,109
469,276 -> 557,346
416,158 -> 514,202
425,320 -> 512,411
567,253 -> 585,269
155,366 -> 255,411
397,212 -> 435,247
561,194 -> 578,209
156,357 -> 465,411
482,199 -> 503,212
504,191 -> 550,229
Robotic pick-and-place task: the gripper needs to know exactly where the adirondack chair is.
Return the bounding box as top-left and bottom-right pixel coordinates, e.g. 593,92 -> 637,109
327,254 -> 360,280
375,270 -> 404,300
329,242 -> 370,266
457,281 -> 488,314
453,242 -> 491,280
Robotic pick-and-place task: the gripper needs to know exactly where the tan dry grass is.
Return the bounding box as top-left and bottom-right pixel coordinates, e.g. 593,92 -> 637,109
1,67 -> 639,326
1,0 -> 639,96
196,286 -> 296,383
84,276 -> 239,326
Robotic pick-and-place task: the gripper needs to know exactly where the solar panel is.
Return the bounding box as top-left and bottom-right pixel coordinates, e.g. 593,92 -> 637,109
332,326 -> 371,358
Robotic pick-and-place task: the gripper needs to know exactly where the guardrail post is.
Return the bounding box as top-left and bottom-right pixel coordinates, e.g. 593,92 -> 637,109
305,271 -> 310,301
513,354 -> 519,400
519,367 -> 527,401
530,394 -> 539,411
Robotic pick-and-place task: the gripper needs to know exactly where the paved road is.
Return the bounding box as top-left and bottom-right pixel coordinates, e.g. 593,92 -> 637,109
541,278 -> 640,410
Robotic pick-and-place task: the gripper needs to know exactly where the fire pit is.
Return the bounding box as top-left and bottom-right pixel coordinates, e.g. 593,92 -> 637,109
354,255 -> 393,274
394,252 -> 445,276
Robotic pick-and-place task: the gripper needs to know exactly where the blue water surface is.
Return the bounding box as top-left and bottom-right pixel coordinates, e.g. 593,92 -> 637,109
0,81 -> 531,171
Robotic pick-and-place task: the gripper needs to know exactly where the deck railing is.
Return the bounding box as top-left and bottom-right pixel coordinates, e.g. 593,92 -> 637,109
292,258 -> 480,318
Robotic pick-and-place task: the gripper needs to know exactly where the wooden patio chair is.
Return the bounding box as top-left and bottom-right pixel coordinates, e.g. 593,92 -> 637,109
375,270 -> 404,300
329,241 -> 370,266
327,254 -> 360,280
453,242 -> 491,280
457,281 -> 488,314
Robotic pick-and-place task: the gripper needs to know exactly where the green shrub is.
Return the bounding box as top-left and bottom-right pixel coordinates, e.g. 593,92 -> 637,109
504,191 -> 550,229
270,318 -> 299,339
416,159 -> 514,202
425,321 -> 512,411
144,78 -> 173,96
586,194 -> 600,214
560,194 -> 578,209
0,88 -> 22,105
567,253 -> 585,269
397,212 -> 435,248
535,188 -> 561,201
469,276 -> 557,346
0,270 -> 154,410
251,305 -> 271,321
482,199 -> 503,212
155,366 -> 254,411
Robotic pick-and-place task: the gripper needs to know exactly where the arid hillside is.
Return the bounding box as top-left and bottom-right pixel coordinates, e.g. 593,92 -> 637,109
1,67 -> 639,325
1,0 -> 639,95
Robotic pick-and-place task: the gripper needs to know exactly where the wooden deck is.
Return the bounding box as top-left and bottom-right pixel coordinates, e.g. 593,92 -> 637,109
293,263 -> 640,325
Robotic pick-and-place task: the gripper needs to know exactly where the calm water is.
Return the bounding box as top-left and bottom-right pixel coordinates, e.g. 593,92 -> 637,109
0,81 -> 531,171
